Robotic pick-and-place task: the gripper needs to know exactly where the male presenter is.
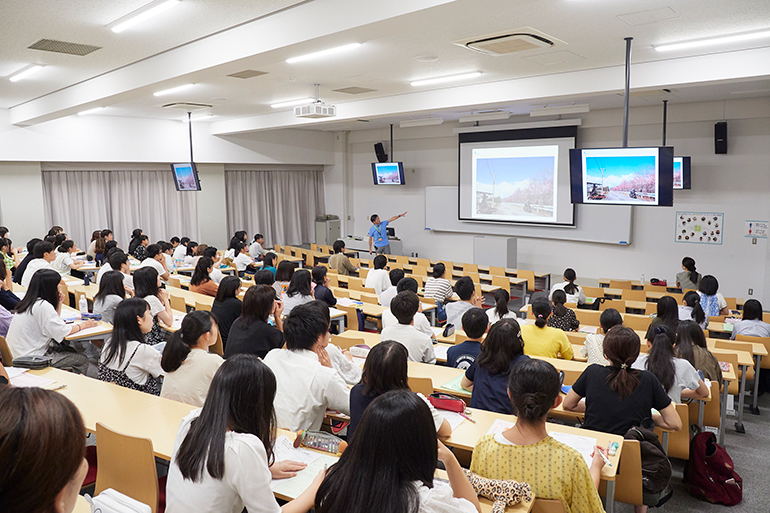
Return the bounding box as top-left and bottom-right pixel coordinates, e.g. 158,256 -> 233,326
368,212 -> 407,254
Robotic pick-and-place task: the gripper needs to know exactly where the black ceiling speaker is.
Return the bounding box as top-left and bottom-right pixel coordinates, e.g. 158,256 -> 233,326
715,122 -> 727,154
374,142 -> 388,163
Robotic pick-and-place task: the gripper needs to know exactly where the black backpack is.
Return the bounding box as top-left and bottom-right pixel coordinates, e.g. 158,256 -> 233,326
624,425 -> 673,507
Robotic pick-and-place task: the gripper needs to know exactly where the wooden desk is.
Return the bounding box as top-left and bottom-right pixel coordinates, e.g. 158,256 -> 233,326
166,286 -> 214,309
60,305 -> 113,341
175,265 -> 236,274
331,287 -> 438,326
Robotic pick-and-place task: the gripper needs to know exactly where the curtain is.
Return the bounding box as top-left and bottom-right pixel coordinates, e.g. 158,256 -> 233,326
225,168 -> 325,247
42,165 -> 198,249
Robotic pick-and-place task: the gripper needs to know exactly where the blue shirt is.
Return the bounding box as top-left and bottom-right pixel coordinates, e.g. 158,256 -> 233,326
447,340 -> 482,370
263,266 -> 277,276
465,354 -> 530,414
368,220 -> 390,248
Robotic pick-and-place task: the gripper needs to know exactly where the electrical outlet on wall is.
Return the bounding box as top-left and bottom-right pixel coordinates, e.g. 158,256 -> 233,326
749,288 -> 754,295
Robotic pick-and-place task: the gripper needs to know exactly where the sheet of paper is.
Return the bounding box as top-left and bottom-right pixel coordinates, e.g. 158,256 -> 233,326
70,325 -> 109,338
439,410 -> 465,431
352,356 -> 367,367
578,326 -> 598,334
11,373 -> 56,388
486,418 -> 515,436
273,435 -> 323,466
5,367 -> 28,379
519,318 -> 535,325
270,435 -> 339,498
335,298 -> 362,308
548,431 -> 597,469
434,345 -> 449,361
439,374 -> 471,394
171,314 -> 186,329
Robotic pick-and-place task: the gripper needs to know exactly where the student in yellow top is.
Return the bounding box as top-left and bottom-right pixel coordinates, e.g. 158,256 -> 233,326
470,359 -> 606,513
521,297 -> 573,359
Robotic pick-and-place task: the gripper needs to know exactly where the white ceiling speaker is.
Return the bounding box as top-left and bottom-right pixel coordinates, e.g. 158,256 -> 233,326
399,117 -> 444,128
529,104 -> 590,117
459,111 -> 511,123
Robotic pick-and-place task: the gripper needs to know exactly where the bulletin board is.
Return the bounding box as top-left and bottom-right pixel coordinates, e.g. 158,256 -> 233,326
675,211 -> 723,245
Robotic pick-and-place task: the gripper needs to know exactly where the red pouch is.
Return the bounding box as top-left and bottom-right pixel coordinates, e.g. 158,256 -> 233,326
428,392 -> 465,413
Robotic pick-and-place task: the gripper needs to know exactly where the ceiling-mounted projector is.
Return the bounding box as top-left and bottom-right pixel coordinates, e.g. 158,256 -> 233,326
294,102 -> 336,118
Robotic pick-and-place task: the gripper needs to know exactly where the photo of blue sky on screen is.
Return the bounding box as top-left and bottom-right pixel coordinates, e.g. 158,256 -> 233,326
673,157 -> 683,189
173,164 -> 198,191
373,163 -> 403,185
582,148 -> 659,204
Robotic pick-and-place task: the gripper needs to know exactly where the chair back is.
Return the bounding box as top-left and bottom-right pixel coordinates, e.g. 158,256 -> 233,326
668,292 -> 684,303
327,274 -> 339,288
413,265 -> 428,277
574,309 -> 601,327
415,258 -> 430,267
689,380 -> 720,430
210,331 -> 224,357
168,276 -> 182,288
334,288 -> 349,298
488,266 -> 506,276
623,314 -> 652,332
724,297 -> 737,310
358,268 -> 369,280
409,274 -> 424,286
600,439 -> 642,506
348,276 -> 365,291
331,334 -> 365,350
609,280 -> 633,289
169,295 -> 186,312
600,299 -> 625,312
517,269 -> 536,291
408,376 -> 434,397
654,403 -> 690,459
717,352 -> 739,395
463,271 -> 480,283
643,284 -> 668,293
491,275 -> 510,289
645,303 -> 657,315
621,289 -> 646,302
531,499 -> 566,513
360,293 -> 379,305
195,301 -> 212,312
709,316 -> 725,325
394,255 -> 408,264
310,243 -> 318,252
273,244 -> 282,253
337,304 -> 358,331
95,423 -> 160,513
0,336 -> 13,366
736,334 -> 770,369
582,286 -> 605,299
463,263 -> 478,273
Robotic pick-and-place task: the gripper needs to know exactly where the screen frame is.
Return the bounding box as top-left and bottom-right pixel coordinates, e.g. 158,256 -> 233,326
371,162 -> 406,186
457,125 -> 577,227
170,163 -> 201,192
674,156 -> 691,190
568,146 -> 674,207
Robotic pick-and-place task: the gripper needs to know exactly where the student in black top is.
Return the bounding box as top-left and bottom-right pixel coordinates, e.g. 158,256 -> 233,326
224,284 -> 284,359
210,276 -> 243,349
128,228 -> 143,256
131,235 -> 149,261
12,238 -> 41,285
312,266 -> 337,307
446,308 -> 488,369
563,326 -> 681,437
645,295 -> 679,341
547,289 -> 579,332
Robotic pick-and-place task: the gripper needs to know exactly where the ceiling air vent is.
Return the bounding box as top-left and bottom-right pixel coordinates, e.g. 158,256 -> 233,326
227,70 -> 268,79
454,29 -> 559,56
28,39 -> 101,56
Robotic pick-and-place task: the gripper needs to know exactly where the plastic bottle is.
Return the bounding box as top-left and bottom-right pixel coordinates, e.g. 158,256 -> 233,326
78,295 -> 88,313
640,273 -> 645,285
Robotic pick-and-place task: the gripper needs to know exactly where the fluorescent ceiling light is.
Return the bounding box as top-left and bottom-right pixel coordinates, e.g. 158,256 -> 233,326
270,97 -> 315,109
182,114 -> 213,123
8,64 -> 44,82
459,111 -> 511,123
399,117 -> 444,128
154,83 -> 195,97
410,71 -> 482,87
110,0 -> 181,33
286,43 -> 361,64
530,103 -> 590,117
78,107 -> 105,116
654,29 -> 770,52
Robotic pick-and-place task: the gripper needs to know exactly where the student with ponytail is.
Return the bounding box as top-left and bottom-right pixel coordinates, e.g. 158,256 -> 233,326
675,321 -> 722,383
564,326 -> 681,437
470,359 -> 606,513
676,257 -> 701,291
550,268 -> 586,305
486,288 -> 516,324
520,297 -> 573,359
678,290 -> 707,329
161,311 -> 224,407
633,325 -> 708,403
546,289 -> 579,332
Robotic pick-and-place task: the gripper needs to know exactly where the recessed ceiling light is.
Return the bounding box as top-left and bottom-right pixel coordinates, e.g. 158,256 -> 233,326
8,64 -> 44,82
270,97 -> 315,109
286,43 -> 361,64
153,83 -> 195,97
410,71 -> 482,87
654,29 -> 770,52
110,0 -> 181,33
414,55 -> 439,63
78,107 -> 105,116
400,117 -> 444,128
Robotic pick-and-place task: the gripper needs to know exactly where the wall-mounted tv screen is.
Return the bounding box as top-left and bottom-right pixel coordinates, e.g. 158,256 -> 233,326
569,146 -> 674,206
372,162 -> 405,185
171,163 -> 201,191
673,156 -> 691,190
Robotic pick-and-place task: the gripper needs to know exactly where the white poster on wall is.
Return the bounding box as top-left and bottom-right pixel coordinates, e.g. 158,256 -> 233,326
745,220 -> 768,239
675,212 -> 723,245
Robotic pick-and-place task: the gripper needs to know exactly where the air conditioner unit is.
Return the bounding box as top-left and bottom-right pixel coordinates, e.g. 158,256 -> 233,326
294,102 -> 337,118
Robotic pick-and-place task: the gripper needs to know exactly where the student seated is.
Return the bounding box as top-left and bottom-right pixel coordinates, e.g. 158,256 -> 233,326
261,252 -> 277,276
263,301 -> 350,431
20,240 -> 55,288
633,325 -> 709,403
380,291 -> 436,364
248,232 -> 268,259
679,290 -> 707,329
282,269 -> 314,315
0,257 -> 20,312
6,269 -> 96,375
98,298 -> 163,395
167,355 -> 322,513
96,250 -> 134,291
520,297 -> 573,359
183,241 -> 198,266
315,389 -> 481,513
447,307 -> 488,369
645,296 -> 680,340
232,242 -> 257,276
161,310 -> 224,407
224,284 -> 283,359
52,240 -> 84,278
189,257 -> 219,297
131,234 -> 149,261
128,228 -> 144,258
93,270 -> 129,324
172,236 -> 189,261
461,318 -> 529,414
273,260 -> 295,299
12,237 -> 41,285
675,320 -> 722,383
698,274 -> 730,316
470,359 -> 606,513
564,326 -> 682,437
133,267 -> 173,346
93,237 -> 107,267
547,289 -> 579,332
303,300 -> 362,386
424,262 -> 454,304
581,308 -> 622,366
445,276 -> 484,327
382,277 -> 436,341
86,229 -> 103,259
677,256 -> 701,291
731,298 -> 770,339
379,268 -> 404,307
364,254 -> 391,295
161,241 -> 175,271
329,240 -> 357,276
138,243 -> 170,281
312,265 -> 337,307
549,267 -> 586,304
348,341 -> 451,440
486,288 -> 515,324
0,387 -> 89,513
254,268 -> 275,286
211,276 -> 242,349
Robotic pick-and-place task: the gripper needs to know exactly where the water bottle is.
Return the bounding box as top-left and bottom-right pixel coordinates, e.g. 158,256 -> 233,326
640,273 -> 645,285
83,273 -> 90,286
78,295 -> 88,313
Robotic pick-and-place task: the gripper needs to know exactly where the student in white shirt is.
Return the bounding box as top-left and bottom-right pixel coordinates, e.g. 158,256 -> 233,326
133,266 -> 173,346
232,242 -> 257,276
99,298 -> 163,395
380,291 -> 436,364
303,300 -> 362,386
381,277 -> 436,341
486,288 -> 517,324
166,354 -> 322,513
379,268 -> 404,307
282,269 -> 314,315
581,308 -> 622,366
7,269 -> 96,375
161,242 -> 176,272
364,254 -> 391,295
314,389 -> 481,513
679,290 -> 708,329
138,243 -> 170,281
731,299 -> 770,339
161,310 -> 224,407
172,237 -> 189,261
224,231 -> 247,260
97,250 -> 134,291
21,241 -> 56,288
93,270 -> 130,325
249,233 -> 268,259
202,246 -> 225,284
52,240 -> 85,278
550,268 -> 586,305
445,277 -> 483,327
263,301 -> 351,431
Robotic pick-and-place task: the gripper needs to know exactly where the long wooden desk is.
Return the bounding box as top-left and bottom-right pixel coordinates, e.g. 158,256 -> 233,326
331,286 -> 438,325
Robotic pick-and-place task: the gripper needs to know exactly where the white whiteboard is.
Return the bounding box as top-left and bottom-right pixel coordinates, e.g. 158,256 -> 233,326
425,186 -> 633,245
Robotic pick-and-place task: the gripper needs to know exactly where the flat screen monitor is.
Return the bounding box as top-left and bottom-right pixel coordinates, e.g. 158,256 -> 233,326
171,163 -> 201,191
372,162 -> 405,185
569,146 -> 674,206
673,156 -> 691,190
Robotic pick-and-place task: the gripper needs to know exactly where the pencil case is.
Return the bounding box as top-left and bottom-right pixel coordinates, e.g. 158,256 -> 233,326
12,355 -> 52,370
294,429 -> 347,455
428,392 -> 465,413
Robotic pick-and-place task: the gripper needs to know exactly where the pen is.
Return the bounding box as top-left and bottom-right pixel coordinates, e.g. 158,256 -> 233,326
51,384 -> 67,391
458,411 -> 476,424
597,447 -> 612,467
